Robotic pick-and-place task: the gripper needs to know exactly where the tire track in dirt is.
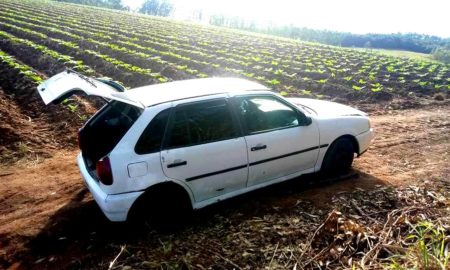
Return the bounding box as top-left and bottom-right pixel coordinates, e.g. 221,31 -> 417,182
354,105 -> 450,185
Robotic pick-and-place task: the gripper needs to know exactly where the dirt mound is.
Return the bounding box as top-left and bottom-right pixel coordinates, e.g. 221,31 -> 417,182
0,89 -> 53,163
0,62 -> 95,163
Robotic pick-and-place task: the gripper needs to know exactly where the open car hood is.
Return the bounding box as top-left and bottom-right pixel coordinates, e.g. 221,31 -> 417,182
37,71 -> 144,109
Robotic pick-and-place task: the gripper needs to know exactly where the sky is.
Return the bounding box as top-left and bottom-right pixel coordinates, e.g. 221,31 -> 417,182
122,0 -> 450,37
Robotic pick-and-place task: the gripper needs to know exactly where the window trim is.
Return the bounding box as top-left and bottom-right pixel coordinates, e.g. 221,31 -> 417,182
231,94 -> 308,136
161,98 -> 241,150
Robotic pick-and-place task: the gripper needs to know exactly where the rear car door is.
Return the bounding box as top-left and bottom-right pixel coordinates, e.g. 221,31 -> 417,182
160,98 -> 248,202
233,95 -> 320,187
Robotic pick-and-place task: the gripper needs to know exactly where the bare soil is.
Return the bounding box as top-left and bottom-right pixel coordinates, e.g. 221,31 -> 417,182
0,60 -> 98,164
1,96 -> 448,268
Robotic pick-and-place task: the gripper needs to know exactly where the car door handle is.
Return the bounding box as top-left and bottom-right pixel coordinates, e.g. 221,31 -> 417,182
251,144 -> 267,151
167,160 -> 187,168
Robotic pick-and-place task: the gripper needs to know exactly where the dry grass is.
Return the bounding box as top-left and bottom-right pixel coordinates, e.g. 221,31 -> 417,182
98,180 -> 450,270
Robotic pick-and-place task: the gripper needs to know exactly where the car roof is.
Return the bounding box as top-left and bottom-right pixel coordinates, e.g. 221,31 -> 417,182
114,77 -> 269,107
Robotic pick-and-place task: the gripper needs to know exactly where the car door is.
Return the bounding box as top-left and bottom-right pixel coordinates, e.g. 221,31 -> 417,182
233,95 -> 320,187
160,98 -> 248,202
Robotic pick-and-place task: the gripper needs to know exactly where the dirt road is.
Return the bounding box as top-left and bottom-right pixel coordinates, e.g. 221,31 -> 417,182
1,104 -> 449,269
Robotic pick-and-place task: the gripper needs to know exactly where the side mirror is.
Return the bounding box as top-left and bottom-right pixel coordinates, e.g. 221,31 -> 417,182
303,116 -> 312,126
297,110 -> 312,126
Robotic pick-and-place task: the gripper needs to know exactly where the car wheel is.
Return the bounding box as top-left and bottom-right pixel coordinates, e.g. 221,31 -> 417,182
129,186 -> 192,231
150,194 -> 191,231
321,137 -> 355,176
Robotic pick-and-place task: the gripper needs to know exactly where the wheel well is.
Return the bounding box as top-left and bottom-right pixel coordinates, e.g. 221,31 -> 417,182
333,135 -> 359,154
320,135 -> 359,174
127,182 -> 193,220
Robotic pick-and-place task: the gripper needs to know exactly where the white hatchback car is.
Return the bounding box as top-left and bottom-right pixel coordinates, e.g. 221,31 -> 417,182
38,71 -> 373,223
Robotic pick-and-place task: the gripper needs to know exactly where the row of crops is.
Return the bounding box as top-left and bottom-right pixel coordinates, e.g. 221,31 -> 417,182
0,0 -> 449,100
0,49 -> 43,83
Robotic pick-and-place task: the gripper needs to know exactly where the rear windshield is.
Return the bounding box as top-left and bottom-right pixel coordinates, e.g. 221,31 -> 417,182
80,101 -> 143,164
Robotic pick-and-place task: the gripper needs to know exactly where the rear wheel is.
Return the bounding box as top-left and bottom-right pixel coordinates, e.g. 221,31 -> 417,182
129,185 -> 192,231
321,137 -> 355,176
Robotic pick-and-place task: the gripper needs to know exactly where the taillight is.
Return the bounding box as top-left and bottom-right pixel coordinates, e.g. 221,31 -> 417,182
96,156 -> 113,185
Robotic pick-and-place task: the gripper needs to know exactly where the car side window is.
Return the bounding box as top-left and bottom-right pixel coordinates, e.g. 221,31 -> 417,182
165,99 -> 237,149
236,96 -> 299,134
135,109 -> 171,154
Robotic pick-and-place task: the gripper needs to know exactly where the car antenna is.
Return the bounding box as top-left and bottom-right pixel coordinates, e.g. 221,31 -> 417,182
66,69 -> 97,88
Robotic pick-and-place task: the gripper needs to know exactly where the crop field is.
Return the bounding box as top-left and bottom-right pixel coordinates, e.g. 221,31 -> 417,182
0,0 -> 449,104
0,0 -> 449,269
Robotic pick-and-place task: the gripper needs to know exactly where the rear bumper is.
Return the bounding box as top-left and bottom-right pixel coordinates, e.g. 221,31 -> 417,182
77,154 -> 143,222
356,128 -> 374,156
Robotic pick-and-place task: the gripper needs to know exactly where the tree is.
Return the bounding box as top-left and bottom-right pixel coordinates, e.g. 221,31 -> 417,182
158,0 -> 174,17
104,0 -> 122,9
139,0 -> 159,15
139,0 -> 173,17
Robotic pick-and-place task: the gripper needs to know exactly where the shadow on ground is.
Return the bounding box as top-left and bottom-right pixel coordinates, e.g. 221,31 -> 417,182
16,169 -> 386,269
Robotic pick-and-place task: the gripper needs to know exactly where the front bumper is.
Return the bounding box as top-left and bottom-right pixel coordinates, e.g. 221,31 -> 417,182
77,154 -> 143,222
356,128 -> 374,156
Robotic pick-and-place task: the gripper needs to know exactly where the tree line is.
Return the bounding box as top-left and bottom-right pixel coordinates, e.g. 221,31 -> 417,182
208,16 -> 450,55
207,15 -> 450,63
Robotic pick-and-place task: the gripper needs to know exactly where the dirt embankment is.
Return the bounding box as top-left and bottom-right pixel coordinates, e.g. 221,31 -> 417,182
0,99 -> 448,269
0,60 -> 96,163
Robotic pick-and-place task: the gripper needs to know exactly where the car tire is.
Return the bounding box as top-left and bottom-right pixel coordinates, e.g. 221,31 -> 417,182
129,186 -> 192,232
150,194 -> 192,231
321,137 -> 355,176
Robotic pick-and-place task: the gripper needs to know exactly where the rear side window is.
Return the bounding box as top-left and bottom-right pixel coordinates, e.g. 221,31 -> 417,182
165,99 -> 237,149
135,109 -> 171,154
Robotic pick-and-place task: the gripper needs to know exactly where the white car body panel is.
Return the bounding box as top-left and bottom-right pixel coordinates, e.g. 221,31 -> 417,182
161,137 -> 248,202
77,154 -> 143,221
245,125 -> 320,186
287,98 -> 374,172
38,75 -> 374,222
103,102 -> 172,195
287,98 -> 367,117
193,166 -> 316,209
356,129 -> 374,154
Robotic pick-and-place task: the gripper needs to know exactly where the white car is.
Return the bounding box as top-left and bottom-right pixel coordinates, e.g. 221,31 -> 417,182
37,71 -> 374,223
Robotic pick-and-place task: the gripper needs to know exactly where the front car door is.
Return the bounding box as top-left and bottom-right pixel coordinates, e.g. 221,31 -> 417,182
160,98 -> 248,202
233,95 -> 320,187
